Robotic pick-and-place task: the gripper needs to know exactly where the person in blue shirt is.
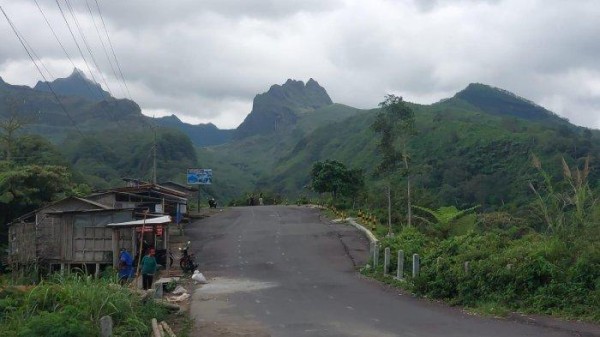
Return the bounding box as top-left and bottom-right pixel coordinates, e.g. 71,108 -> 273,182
118,248 -> 134,284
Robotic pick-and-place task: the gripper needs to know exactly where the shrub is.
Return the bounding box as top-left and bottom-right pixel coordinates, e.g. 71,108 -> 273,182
0,274 -> 168,337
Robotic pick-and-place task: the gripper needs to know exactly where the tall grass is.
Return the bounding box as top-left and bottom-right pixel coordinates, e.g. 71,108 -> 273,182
529,155 -> 598,234
0,273 -> 168,337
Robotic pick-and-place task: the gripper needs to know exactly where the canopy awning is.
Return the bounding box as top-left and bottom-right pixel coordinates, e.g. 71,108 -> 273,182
106,215 -> 171,228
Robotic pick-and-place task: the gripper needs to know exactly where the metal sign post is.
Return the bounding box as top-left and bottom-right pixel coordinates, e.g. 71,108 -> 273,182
197,185 -> 201,211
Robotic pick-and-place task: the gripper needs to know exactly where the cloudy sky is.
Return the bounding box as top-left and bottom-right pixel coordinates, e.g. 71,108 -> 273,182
0,0 -> 599,129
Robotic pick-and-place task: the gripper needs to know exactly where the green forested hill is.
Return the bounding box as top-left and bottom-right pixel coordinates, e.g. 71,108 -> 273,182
3,73 -> 599,321
0,73 -> 199,189
1,70 -> 599,213
197,102 -> 368,201
200,85 -> 600,213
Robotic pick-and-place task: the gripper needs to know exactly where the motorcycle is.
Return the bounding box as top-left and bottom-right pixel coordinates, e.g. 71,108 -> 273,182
179,241 -> 198,273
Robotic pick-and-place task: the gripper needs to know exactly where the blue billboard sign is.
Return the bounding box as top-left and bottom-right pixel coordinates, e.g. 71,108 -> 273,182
187,168 -> 212,185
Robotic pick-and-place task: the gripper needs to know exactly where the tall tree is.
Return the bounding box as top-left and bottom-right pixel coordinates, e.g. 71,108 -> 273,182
0,163 -> 75,243
0,100 -> 32,162
311,160 -> 348,200
310,160 -> 364,203
372,94 -> 415,233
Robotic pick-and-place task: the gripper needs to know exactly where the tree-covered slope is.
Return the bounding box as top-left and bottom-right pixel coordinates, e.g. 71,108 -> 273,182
201,84 -> 600,211
197,103 -> 367,201
153,114 -> 234,147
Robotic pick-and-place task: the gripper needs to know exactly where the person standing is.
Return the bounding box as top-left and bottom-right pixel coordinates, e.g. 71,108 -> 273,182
141,248 -> 158,290
118,248 -> 134,284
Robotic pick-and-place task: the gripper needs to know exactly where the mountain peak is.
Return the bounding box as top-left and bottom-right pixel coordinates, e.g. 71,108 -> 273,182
69,68 -> 86,79
235,78 -> 333,138
454,83 -> 559,122
34,69 -> 111,101
165,114 -> 182,122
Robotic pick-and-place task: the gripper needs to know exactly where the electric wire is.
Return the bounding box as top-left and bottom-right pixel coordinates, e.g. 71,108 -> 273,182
5,9 -> 54,80
33,0 -> 98,98
3,3 -> 158,179
1,5 -> 84,137
52,0 -> 126,127
84,0 -> 125,98
63,0 -> 113,98
55,0 -> 105,100
85,0 -> 157,129
93,0 -> 132,100
92,0 -> 157,132
18,28 -> 54,81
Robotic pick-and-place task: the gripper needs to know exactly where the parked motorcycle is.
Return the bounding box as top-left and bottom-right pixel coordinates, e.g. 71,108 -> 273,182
179,241 -> 198,273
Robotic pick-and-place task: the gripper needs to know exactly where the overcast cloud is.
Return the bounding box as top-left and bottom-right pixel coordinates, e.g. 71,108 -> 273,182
0,0 -> 599,129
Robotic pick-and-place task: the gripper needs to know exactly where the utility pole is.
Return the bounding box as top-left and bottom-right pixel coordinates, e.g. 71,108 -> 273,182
152,122 -> 157,184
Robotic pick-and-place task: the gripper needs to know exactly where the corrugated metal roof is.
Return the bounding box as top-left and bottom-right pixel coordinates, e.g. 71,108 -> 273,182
105,215 -> 172,228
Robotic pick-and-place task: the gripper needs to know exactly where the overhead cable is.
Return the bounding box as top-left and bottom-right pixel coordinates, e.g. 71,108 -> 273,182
33,0 -> 97,98
84,0 -> 125,98
55,0 -> 106,99
1,5 -> 84,137
93,0 -> 132,100
64,0 -> 113,98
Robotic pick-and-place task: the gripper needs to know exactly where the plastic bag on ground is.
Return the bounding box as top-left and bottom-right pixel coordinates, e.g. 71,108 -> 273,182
167,293 -> 191,302
191,270 -> 208,284
172,285 -> 188,295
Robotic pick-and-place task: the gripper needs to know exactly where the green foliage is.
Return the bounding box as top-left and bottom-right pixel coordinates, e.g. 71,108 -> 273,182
371,229 -> 600,321
412,205 -> 479,238
17,306 -> 95,337
372,94 -> 415,176
0,162 -> 81,242
0,274 -> 168,337
63,128 -> 198,188
529,155 -> 599,234
310,160 -> 364,201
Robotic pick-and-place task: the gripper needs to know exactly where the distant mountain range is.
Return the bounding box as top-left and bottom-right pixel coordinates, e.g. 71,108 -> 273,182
1,68 -> 598,208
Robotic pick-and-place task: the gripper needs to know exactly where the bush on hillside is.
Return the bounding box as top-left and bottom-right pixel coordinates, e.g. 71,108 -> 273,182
372,227 -> 600,321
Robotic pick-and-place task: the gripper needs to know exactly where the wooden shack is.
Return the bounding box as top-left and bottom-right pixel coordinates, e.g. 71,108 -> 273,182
8,197 -> 134,276
7,182 -> 187,278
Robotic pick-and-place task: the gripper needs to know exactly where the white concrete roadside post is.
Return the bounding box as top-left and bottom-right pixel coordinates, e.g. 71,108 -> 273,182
100,315 -> 113,337
373,242 -> 379,267
397,250 -> 404,279
412,253 -> 420,278
384,247 -> 390,276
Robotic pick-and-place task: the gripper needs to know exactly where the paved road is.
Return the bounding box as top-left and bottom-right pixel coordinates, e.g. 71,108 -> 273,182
187,206 -> 586,337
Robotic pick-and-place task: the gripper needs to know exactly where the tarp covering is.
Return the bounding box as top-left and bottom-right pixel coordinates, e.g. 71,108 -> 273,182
105,215 -> 171,228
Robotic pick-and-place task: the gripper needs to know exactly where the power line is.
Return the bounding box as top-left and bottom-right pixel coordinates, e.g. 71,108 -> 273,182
63,0 -> 113,98
5,9 -> 54,80
33,0 -> 98,98
67,1 -> 154,144
93,0 -> 132,100
1,5 -> 84,137
92,0 -> 157,132
55,0 -> 106,100
84,0 -> 125,98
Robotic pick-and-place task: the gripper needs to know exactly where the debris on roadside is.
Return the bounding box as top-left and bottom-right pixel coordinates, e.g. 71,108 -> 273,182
191,270 -> 208,284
